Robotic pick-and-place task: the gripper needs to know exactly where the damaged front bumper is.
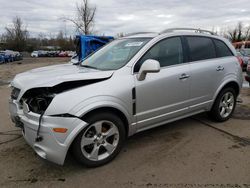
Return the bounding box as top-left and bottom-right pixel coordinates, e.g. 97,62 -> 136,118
9,99 -> 88,165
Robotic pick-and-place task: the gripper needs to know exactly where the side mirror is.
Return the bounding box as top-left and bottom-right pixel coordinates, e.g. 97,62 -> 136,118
137,59 -> 160,81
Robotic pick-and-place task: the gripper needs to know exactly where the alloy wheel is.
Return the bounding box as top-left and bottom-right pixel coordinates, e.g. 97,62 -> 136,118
219,92 -> 235,118
80,120 -> 119,161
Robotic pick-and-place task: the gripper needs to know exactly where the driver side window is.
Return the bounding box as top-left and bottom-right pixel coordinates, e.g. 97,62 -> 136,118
134,37 -> 184,72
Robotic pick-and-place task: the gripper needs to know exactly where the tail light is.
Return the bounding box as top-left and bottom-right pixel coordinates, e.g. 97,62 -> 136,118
247,63 -> 250,71
236,56 -> 243,68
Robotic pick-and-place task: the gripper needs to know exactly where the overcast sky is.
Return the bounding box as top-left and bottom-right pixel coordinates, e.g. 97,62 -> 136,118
0,0 -> 250,37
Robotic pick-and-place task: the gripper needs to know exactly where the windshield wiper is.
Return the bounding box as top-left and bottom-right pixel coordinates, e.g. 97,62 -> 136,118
81,65 -> 99,70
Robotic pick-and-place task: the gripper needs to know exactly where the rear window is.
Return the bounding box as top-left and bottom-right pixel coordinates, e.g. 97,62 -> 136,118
186,36 -> 216,62
213,39 -> 233,57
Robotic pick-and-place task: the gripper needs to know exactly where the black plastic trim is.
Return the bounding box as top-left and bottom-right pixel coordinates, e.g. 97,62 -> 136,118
49,113 -> 80,119
132,88 -> 136,115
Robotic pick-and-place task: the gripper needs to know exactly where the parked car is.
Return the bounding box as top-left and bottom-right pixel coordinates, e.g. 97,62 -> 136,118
0,53 -> 5,64
13,51 -> 23,61
0,51 -> 12,62
39,50 -> 48,57
236,53 -> 244,69
47,51 -> 58,57
4,50 -> 15,62
237,50 -> 250,71
245,62 -> 250,86
233,40 -> 250,50
31,51 -> 39,57
58,51 -> 68,57
67,51 -> 76,57
9,28 -> 242,167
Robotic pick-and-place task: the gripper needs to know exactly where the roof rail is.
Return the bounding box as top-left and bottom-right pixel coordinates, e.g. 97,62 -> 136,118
160,28 -> 216,35
124,32 -> 156,37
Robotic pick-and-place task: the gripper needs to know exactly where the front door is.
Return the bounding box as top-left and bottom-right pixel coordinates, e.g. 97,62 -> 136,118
134,37 -> 191,130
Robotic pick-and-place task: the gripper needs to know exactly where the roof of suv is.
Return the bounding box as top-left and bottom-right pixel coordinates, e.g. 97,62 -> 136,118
124,28 -> 217,39
123,28 -> 236,56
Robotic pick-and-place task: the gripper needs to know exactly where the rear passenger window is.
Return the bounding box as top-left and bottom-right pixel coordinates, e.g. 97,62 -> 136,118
187,37 -> 216,62
213,39 -> 233,57
134,37 -> 183,72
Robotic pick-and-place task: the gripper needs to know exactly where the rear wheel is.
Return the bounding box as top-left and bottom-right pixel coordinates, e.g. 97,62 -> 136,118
209,88 -> 236,122
72,112 -> 126,167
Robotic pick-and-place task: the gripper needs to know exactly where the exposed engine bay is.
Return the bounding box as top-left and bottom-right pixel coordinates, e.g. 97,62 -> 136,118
17,78 -> 110,114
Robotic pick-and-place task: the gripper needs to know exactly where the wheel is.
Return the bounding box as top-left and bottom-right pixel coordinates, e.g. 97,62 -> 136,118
72,112 -> 126,167
209,88 -> 236,122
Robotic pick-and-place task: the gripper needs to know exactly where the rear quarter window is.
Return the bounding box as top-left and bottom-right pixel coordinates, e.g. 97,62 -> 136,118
186,36 -> 216,62
213,39 -> 233,57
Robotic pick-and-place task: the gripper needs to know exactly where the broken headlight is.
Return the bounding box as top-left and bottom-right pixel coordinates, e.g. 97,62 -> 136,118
21,88 -> 55,114
11,87 -> 21,100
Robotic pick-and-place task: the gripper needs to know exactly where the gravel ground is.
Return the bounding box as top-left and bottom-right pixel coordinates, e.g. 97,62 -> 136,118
0,58 -> 250,188
0,57 -> 70,85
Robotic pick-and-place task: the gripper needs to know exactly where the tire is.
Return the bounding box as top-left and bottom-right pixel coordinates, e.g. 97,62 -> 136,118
72,112 -> 126,167
209,87 -> 236,122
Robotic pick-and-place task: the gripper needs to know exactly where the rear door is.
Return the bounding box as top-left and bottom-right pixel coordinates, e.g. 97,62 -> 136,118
185,36 -> 233,111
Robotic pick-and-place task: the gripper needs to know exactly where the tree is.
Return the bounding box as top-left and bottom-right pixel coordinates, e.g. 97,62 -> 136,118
244,26 -> 250,41
3,17 -> 28,51
227,22 -> 244,42
66,0 -> 96,35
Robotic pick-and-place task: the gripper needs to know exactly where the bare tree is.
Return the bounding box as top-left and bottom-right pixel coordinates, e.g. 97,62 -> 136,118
244,26 -> 250,41
66,0 -> 96,35
227,22 -> 244,42
3,16 -> 28,51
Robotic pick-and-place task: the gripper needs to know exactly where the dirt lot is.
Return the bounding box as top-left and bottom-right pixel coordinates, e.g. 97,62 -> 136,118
0,57 -> 70,85
0,58 -> 250,188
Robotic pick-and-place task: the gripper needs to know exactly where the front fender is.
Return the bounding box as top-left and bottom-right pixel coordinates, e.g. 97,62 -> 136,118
70,95 -> 134,127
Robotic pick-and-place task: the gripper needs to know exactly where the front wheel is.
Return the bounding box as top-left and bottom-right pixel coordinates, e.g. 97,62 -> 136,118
72,112 -> 126,167
209,88 -> 236,122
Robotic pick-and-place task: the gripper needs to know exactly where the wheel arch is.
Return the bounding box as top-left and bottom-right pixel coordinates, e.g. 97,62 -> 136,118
66,106 -> 132,163
216,81 -> 240,98
80,107 -> 130,138
211,80 -> 240,110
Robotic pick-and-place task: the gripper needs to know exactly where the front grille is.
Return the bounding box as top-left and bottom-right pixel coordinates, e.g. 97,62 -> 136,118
11,87 -> 21,100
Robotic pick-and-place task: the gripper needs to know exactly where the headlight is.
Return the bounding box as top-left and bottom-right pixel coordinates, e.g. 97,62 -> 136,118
21,88 -> 55,114
11,87 -> 21,100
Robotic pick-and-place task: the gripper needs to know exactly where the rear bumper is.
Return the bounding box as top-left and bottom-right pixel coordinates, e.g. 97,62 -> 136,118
9,99 -> 88,165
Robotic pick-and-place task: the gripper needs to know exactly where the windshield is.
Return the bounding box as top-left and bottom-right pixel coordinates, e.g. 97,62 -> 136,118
80,38 -> 151,70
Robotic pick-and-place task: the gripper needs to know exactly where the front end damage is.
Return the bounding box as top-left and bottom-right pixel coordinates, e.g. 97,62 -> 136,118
9,66 -> 114,165
9,85 -> 89,165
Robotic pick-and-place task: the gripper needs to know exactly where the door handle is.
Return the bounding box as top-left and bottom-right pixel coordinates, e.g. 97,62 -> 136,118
179,73 -> 190,80
216,66 -> 224,71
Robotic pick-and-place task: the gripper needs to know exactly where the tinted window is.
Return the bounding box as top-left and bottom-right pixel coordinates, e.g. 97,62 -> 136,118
134,37 -> 183,71
213,39 -> 233,57
187,37 -> 216,62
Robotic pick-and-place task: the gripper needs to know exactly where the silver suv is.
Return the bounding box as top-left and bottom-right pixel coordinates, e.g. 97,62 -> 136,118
9,28 -> 243,167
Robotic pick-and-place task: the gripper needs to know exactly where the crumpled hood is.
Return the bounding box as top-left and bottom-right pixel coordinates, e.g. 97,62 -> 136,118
12,63 -> 114,97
